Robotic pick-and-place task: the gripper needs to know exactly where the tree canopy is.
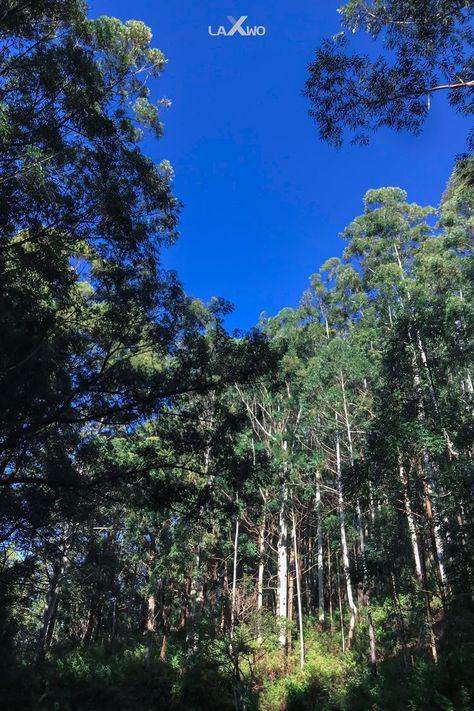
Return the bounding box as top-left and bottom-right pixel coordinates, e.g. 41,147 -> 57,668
304,0 -> 474,147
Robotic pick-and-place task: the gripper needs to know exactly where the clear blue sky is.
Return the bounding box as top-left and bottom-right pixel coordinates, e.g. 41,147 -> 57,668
91,0 -> 471,330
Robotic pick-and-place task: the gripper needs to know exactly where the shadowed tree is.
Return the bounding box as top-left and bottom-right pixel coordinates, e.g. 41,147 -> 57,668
304,0 -> 474,147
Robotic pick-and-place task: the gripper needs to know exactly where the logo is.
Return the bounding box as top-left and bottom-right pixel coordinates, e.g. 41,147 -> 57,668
208,16 -> 266,37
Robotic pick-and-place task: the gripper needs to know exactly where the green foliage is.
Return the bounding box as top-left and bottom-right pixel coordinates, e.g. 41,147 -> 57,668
305,1 -> 474,147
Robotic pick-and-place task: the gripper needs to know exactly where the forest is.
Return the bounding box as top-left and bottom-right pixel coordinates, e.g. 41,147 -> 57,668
0,1 -> 473,710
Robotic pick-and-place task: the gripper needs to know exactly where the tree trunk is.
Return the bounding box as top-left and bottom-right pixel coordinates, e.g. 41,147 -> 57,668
186,549 -> 204,649
287,537 -> 294,653
160,580 -> 172,662
356,500 -> 377,674
316,469 -> 325,624
82,597 -> 100,646
327,539 -> 334,634
256,513 -> 265,643
399,464 -> 438,658
34,539 -> 69,668
160,633 -> 167,662
335,555 -> 345,653
292,510 -> 305,669
230,513 -> 239,640
111,598 -> 118,640
341,373 -> 375,660
277,483 -> 288,649
420,456 -> 448,605
145,593 -> 156,669
391,572 -> 409,666
257,516 -> 265,613
335,415 -> 357,648
399,461 -> 424,585
419,539 -> 439,663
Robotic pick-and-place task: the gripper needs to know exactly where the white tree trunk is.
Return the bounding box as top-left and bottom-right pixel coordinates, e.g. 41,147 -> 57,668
335,418 -> 357,648
257,515 -> 265,643
400,461 -> 438,662
292,510 -> 305,668
186,549 -> 204,649
327,538 -> 334,633
421,454 -> 448,601
277,483 -> 288,648
335,555 -> 345,653
257,517 -> 265,612
145,593 -> 156,669
315,470 -> 324,623
230,514 -> 239,639
341,374 -> 376,662
356,500 -> 377,672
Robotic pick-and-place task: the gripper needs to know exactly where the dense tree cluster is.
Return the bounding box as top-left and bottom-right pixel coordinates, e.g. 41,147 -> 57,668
0,2 -> 473,711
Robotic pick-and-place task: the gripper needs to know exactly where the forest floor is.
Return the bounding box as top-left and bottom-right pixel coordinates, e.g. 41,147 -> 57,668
3,609 -> 474,711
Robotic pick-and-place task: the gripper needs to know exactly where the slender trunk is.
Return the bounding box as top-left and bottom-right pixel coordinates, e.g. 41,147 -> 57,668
356,500 -> 377,674
111,598 -> 117,641
287,540 -> 294,653
419,539 -> 439,663
277,482 -> 288,649
159,581 -> 172,662
368,482 -> 376,526
401,464 -> 437,658
316,470 -> 324,624
186,549 -> 204,649
257,516 -> 265,613
335,414 -> 357,648
42,590 -> 59,654
390,573 -> 409,666
145,594 -> 156,669
335,555 -> 345,653
82,595 -> 102,646
341,373 -> 375,661
34,540 -> 69,668
399,461 -> 424,585
292,511 -> 305,669
415,331 -> 457,459
230,513 -> 239,639
187,442 -> 213,647
465,371 -> 474,393
180,578 -> 190,631
257,514 -> 265,642
420,456 -> 448,604
160,634 -> 167,662
221,562 -> 229,633
94,602 -> 102,644
306,534 -> 314,615
327,539 -> 334,634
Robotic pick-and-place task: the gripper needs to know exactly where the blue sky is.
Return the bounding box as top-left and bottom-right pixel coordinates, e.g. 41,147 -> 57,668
91,0 -> 471,330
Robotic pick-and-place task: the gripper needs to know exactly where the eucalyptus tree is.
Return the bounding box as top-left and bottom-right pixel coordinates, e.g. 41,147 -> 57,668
305,0 -> 474,147
300,276 -> 377,655
338,184 -> 474,661
236,308 -> 310,653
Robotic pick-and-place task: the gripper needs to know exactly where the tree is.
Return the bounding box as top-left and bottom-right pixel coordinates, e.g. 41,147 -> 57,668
304,0 -> 474,147
0,0 -> 269,499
